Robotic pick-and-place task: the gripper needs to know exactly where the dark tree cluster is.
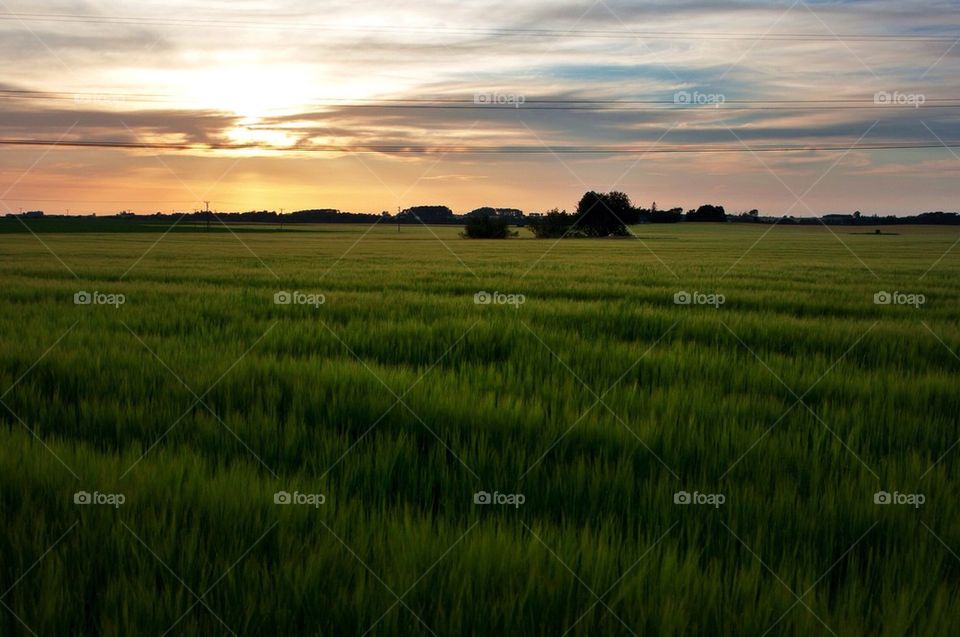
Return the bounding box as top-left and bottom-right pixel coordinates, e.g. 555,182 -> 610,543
526,209 -> 577,238
461,212 -> 518,239
685,204 -> 727,222
464,207 -> 524,220
527,191 -> 639,238
397,206 -> 456,224
575,191 -> 637,236
641,207 -> 684,223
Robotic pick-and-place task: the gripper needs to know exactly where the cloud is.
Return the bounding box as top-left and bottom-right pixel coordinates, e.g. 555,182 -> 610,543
0,102 -> 242,145
0,0 -> 958,213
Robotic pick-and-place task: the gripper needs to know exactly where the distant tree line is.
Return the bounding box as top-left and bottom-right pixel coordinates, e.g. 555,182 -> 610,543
742,211 -> 960,226
522,192 -> 729,239
9,198 -> 960,233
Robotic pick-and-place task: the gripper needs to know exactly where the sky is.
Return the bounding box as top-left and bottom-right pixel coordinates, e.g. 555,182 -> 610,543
1,0 -> 959,216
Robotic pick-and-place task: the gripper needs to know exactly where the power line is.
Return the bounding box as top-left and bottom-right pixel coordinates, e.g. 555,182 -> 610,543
1,138 -> 958,154
7,89 -> 960,103
1,89 -> 959,112
1,11 -> 959,42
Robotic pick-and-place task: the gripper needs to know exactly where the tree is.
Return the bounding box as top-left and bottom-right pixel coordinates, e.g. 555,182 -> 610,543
686,204 -> 727,222
575,191 -> 636,236
461,212 -> 516,239
465,207 -> 524,220
642,207 -> 683,223
397,205 -> 455,224
527,209 -> 577,238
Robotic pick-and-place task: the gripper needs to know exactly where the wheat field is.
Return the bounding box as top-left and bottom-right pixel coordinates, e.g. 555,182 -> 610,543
1,221 -> 958,636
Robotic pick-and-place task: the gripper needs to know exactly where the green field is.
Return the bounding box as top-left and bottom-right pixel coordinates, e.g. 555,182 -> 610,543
1,223 -> 958,636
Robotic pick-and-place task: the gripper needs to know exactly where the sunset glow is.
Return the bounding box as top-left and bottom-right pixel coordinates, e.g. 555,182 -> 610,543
1,1 -> 959,215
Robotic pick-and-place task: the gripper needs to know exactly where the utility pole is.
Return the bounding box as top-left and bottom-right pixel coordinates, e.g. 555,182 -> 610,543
280,208 -> 284,232
204,201 -> 210,232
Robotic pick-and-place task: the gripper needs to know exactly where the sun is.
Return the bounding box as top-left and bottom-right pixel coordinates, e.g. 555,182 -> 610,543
185,64 -> 318,119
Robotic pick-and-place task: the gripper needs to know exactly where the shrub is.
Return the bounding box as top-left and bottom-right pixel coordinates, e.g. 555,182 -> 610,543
461,213 -> 517,239
526,209 -> 579,238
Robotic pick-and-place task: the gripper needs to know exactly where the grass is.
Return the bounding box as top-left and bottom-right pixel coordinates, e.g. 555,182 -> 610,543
1,223 -> 958,636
